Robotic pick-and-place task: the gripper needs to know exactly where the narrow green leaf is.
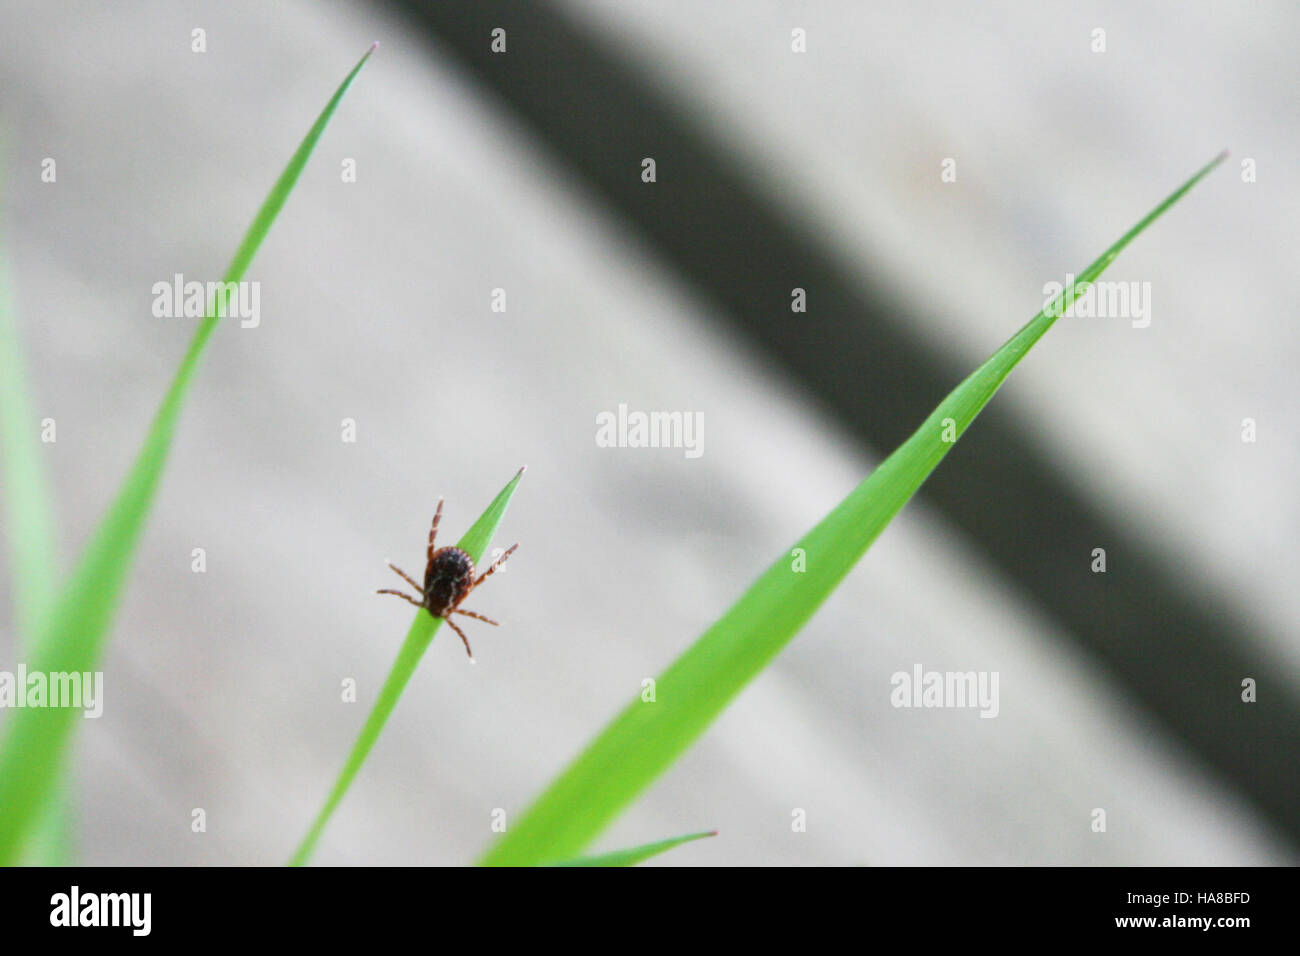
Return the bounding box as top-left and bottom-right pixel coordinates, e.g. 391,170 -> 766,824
0,45 -> 377,865
0,190 -> 59,648
288,467 -> 526,867
478,153 -> 1227,867
0,178 -> 73,865
540,830 -> 716,867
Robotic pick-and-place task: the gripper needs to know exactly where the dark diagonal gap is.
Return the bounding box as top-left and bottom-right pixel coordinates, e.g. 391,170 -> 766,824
385,0 -> 1300,850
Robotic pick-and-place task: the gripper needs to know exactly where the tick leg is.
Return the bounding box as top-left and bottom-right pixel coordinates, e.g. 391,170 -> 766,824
427,498 -> 444,568
387,562 -> 422,592
456,609 -> 499,626
376,588 -> 423,609
470,543 -> 517,591
443,616 -> 474,660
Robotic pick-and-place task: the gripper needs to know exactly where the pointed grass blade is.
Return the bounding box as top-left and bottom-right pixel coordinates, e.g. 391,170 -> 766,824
477,154 -> 1227,867
540,830 -> 717,867
288,467 -> 526,867
0,45 -> 377,865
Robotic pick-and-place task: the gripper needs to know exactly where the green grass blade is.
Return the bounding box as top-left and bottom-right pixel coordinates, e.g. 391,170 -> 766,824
1,181 -> 74,865
0,198 -> 59,647
478,153 -> 1227,867
288,467 -> 526,867
0,45 -> 377,865
540,830 -> 716,867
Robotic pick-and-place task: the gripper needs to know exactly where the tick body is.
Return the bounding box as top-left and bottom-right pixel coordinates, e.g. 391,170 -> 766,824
424,546 -> 475,616
376,499 -> 517,661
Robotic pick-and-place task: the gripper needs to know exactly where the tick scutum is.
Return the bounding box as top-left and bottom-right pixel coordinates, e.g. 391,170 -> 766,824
424,546 -> 475,617
376,499 -> 518,660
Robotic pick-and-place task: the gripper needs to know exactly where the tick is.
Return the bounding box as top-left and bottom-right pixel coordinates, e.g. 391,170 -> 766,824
376,498 -> 518,661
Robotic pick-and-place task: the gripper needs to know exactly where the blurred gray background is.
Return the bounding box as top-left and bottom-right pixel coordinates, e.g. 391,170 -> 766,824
0,0 -> 1296,865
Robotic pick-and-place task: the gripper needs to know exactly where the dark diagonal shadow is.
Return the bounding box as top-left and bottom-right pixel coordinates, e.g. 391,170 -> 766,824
385,0 -> 1300,852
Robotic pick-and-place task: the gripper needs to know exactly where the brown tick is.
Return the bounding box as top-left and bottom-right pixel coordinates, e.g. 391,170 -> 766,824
376,498 -> 517,661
